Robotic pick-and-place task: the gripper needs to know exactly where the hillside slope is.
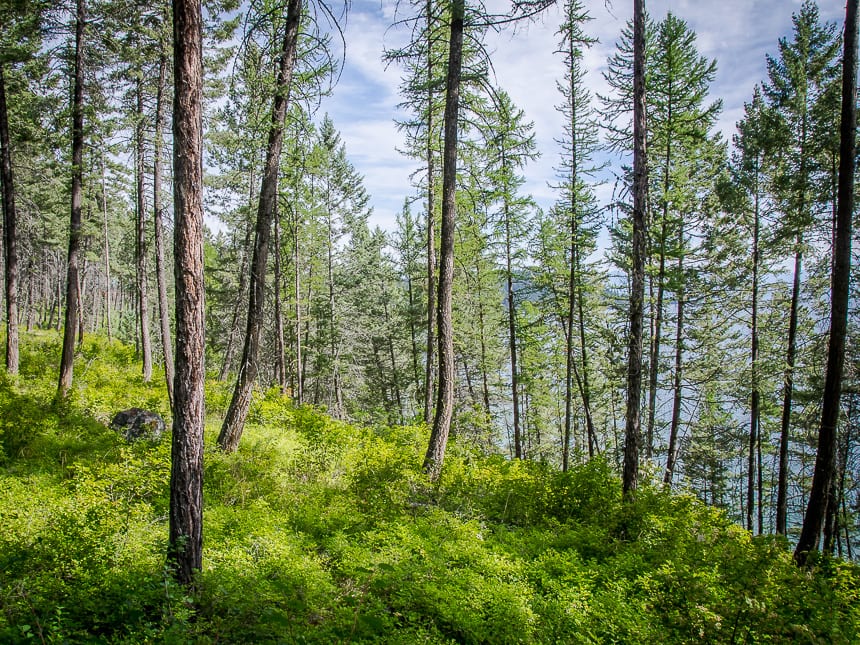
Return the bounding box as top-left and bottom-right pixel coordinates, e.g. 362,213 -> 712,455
0,333 -> 857,643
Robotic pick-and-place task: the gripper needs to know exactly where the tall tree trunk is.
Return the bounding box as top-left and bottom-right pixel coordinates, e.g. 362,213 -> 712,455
0,66 -> 19,374
218,0 -> 302,452
504,196 -> 521,459
423,0 -> 437,426
154,45 -> 175,408
776,238 -> 803,534
841,395 -> 856,559
664,223 -> 684,486
795,0 -> 857,565
58,0 -> 86,400
169,0 -> 205,587
406,265 -> 421,408
325,208 -> 342,417
476,275 -> 492,422
218,215 -> 252,381
25,256 -> 34,332
562,304 -> 574,470
135,79 -> 153,382
383,297 -> 403,424
623,0 -> 648,498
292,210 -> 303,404
646,219 -> 667,461
575,248 -> 596,457
423,0 -> 463,480
100,154 -> 112,342
273,215 -> 287,392
748,177 -> 761,532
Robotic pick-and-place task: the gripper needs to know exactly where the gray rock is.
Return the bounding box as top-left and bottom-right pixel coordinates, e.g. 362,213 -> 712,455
111,408 -> 166,443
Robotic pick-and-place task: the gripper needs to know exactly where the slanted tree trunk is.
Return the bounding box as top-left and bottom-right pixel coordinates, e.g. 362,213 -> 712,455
153,44 -> 175,408
169,0 -> 206,587
218,0 -> 302,452
58,0 -> 86,400
423,0 -> 464,480
135,79 -> 153,382
776,236 -> 802,534
574,246 -> 597,457
795,0 -> 857,565
623,0 -> 648,498
0,66 -> 19,374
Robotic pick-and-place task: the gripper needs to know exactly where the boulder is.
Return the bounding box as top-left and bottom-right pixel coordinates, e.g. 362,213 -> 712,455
111,408 -> 166,443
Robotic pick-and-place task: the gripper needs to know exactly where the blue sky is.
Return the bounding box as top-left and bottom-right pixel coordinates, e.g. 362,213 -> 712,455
316,0 -> 846,232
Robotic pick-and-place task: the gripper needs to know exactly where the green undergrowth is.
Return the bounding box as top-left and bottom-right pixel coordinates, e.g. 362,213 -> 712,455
0,332 -> 857,643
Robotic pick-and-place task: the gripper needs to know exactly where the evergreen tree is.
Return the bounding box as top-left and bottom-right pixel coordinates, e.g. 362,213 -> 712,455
623,0 -> 648,498
0,0 -> 43,374
423,0 -> 466,479
550,0 -> 601,468
766,0 -> 840,535
169,0 -> 205,587
219,0 -> 304,452
796,0 -> 857,565
58,0 -> 87,400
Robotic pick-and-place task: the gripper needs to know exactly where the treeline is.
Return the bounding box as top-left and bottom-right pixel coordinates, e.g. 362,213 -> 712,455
0,0 -> 857,572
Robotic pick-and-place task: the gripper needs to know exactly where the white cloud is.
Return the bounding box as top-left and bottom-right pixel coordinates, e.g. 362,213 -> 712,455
317,0 -> 847,234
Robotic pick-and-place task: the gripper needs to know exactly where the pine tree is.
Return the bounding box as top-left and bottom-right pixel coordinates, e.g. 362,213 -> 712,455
423,0 -> 466,479
0,1 -> 43,374
623,0 -> 648,498
796,0 -> 857,565
219,0 -> 303,452
169,0 -> 205,587
551,0 -> 601,467
766,1 -> 840,535
58,0 -> 87,400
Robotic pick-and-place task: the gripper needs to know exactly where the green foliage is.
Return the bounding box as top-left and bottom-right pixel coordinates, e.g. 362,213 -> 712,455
0,332 -> 857,643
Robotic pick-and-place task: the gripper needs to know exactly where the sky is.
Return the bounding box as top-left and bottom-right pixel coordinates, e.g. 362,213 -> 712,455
315,0 -> 846,233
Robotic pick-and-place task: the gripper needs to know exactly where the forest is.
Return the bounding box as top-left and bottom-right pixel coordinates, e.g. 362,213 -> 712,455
0,0 -> 858,641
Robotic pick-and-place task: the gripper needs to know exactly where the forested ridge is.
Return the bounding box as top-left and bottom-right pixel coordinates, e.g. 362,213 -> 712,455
0,0 -> 859,641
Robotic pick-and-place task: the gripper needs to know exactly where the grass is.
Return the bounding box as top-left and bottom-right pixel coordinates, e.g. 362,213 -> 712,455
0,331 -> 857,643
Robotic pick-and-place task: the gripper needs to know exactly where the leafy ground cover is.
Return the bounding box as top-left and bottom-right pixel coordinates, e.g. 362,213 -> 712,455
0,333 -> 857,643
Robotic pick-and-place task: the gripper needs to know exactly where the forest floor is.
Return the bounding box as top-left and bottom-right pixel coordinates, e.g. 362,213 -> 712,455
0,332 -> 857,643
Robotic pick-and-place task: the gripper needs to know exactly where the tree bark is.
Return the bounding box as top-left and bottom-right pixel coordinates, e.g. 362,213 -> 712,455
623,0 -> 648,498
100,154 -> 112,342
218,215 -> 252,381
664,223 -> 684,486
575,243 -> 597,457
154,44 -> 175,408
292,209 -> 303,404
135,79 -> 153,382
795,0 -> 857,565
423,0 -> 463,480
504,191 -> 521,459
423,0 -> 437,427
0,66 -> 19,374
218,0 -> 302,451
58,0 -> 86,400
646,199 -> 668,462
748,172 -> 761,532
776,238 -> 802,534
273,215 -> 287,392
169,0 -> 206,587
